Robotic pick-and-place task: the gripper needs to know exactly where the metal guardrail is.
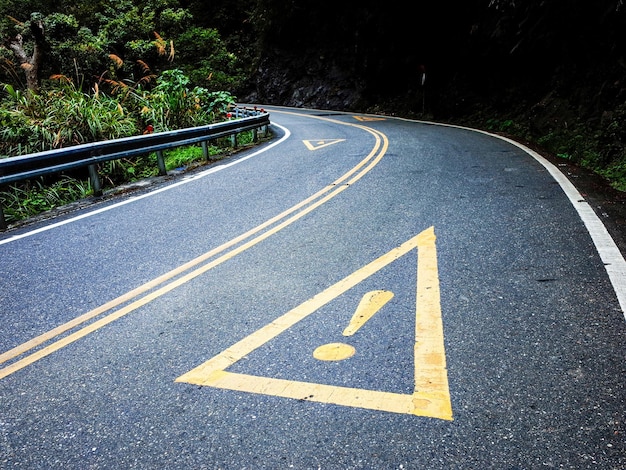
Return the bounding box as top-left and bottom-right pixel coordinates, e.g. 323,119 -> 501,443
0,107 -> 270,230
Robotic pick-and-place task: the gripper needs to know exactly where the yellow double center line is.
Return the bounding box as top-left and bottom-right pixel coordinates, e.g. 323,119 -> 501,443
0,113 -> 389,380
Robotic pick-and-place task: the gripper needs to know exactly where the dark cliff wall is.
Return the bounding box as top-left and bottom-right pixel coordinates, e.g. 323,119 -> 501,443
239,1 -> 626,186
245,1 -> 625,114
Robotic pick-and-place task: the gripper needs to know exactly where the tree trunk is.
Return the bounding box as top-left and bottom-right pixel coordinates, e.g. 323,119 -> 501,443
7,19 -> 45,92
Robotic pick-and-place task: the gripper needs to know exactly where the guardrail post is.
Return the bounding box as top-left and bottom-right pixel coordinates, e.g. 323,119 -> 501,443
156,150 -> 167,176
253,128 -> 258,143
231,133 -> 238,148
0,204 -> 7,231
88,164 -> 102,197
201,141 -> 209,160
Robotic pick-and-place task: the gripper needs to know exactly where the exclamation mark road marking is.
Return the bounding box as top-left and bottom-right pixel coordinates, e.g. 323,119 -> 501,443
342,290 -> 394,336
312,290 -> 394,362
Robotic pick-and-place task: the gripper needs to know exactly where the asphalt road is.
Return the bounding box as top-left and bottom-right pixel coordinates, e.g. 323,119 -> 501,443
0,107 -> 624,469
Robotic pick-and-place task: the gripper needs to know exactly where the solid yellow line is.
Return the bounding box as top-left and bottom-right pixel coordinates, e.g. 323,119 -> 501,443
0,118 -> 389,379
0,129 -> 379,366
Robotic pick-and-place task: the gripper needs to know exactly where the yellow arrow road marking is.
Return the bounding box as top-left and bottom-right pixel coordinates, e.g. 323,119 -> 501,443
176,227 -> 453,420
303,139 -> 345,150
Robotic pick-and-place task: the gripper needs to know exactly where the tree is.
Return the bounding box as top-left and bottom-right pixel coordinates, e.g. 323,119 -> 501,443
5,13 -> 45,91
175,26 -> 242,90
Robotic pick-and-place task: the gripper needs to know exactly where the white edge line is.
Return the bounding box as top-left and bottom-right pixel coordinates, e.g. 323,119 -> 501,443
399,117 -> 626,320
0,123 -> 291,246
6,111 -> 625,320
272,105 -> 626,318
497,134 -> 626,319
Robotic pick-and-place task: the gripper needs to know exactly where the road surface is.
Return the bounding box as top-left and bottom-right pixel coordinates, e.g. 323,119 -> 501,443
0,107 -> 624,468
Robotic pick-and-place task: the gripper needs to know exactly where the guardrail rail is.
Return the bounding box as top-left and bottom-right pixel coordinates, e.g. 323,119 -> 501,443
0,107 -> 270,230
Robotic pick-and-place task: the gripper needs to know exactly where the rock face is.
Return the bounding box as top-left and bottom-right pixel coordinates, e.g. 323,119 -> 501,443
238,1 -> 626,185
246,51 -> 366,111
246,1 -> 626,116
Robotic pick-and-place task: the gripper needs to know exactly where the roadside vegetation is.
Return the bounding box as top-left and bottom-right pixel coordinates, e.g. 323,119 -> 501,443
248,1 -> 626,193
0,1 -> 258,225
472,103 -> 626,192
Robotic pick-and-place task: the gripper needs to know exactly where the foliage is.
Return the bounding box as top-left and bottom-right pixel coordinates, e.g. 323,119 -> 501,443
0,176 -> 92,224
164,145 -> 205,171
0,79 -> 138,155
43,13 -> 106,84
0,64 -> 237,213
0,2 -> 250,95
128,69 -> 236,131
0,0 -> 261,225
485,118 -> 527,136
0,66 -> 236,157
598,159 -> 626,192
175,26 -> 243,91
0,126 -> 271,225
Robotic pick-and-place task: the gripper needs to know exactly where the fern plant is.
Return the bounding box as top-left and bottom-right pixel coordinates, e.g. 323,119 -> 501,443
0,78 -> 138,155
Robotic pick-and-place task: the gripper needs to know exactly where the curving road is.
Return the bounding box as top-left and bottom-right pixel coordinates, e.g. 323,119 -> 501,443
0,107 -> 624,468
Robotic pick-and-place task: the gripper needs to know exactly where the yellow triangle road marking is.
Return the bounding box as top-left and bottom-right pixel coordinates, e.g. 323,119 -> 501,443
302,139 -> 345,151
176,227 -> 452,421
353,116 -> 386,122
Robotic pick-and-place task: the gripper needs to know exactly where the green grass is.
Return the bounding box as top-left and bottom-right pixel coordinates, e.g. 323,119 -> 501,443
164,145 -> 208,171
0,176 -> 92,224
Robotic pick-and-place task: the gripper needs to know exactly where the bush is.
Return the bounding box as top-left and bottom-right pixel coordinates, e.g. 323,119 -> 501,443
0,80 -> 138,155
134,69 -> 235,131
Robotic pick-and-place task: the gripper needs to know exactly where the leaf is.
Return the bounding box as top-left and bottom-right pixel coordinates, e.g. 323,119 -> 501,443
108,54 -> 124,69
